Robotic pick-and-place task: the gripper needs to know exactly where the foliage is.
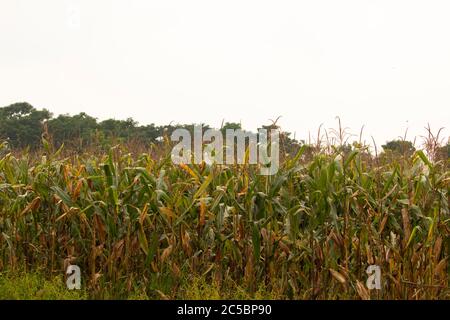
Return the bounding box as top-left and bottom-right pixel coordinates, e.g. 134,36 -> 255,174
0,272 -> 87,300
0,103 -> 51,148
382,140 -> 416,155
0,104 -> 301,154
0,138 -> 448,300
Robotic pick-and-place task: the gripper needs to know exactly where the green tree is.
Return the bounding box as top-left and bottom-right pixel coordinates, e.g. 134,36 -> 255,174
436,143 -> 449,160
221,122 -> 242,134
48,113 -> 98,148
0,102 -> 51,148
382,140 -> 416,156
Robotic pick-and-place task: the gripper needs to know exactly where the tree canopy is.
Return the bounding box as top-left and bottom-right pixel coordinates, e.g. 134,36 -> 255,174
1,103 -> 448,161
0,102 -> 51,148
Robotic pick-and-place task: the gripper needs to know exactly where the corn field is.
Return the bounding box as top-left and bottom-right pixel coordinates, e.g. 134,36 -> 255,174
0,140 -> 448,299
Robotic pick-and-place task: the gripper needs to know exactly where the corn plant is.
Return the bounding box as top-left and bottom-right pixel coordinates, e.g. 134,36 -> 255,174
0,139 -> 448,299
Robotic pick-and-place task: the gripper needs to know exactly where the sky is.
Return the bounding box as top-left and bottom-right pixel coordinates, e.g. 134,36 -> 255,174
1,0 -> 449,147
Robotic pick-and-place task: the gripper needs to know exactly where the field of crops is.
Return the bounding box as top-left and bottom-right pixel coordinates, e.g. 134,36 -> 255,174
0,140 -> 448,299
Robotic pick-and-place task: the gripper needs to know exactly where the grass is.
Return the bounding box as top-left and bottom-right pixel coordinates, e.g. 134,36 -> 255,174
0,271 -> 279,300
0,136 -> 448,300
0,271 -> 87,300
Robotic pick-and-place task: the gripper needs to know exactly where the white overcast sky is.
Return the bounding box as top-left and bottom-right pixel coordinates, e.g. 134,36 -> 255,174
1,0 -> 449,146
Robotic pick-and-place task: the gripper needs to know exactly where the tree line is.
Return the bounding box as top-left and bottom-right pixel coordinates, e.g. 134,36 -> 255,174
0,102 -> 448,159
0,102 -> 299,152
